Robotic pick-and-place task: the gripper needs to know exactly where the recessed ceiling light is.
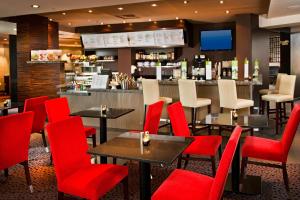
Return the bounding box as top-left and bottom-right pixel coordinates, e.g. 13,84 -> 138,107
226,10 -> 230,14
154,21 -> 157,24
100,22 -> 104,25
118,7 -> 124,10
123,20 -> 126,24
49,18 -> 53,21
151,3 -> 157,7
194,10 -> 198,14
148,18 -> 152,22
13,28 -> 17,31
107,24 -> 111,27
183,1 -> 189,4
129,23 -> 133,26
68,22 -> 72,26
88,10 -> 93,13
62,12 -> 66,15
220,0 -> 224,4
31,4 -> 40,8
176,17 -> 179,20
3,38 -> 7,41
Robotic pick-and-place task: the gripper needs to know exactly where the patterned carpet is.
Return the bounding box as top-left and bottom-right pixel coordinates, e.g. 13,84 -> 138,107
0,134 -> 300,200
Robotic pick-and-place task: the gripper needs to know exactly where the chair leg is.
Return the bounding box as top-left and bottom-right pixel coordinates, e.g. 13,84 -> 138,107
218,146 -> 222,160
143,105 -> 147,127
113,157 -> 117,164
211,156 -> 216,177
4,168 -> 8,177
208,105 -> 211,114
279,103 -> 283,127
57,191 -> 64,200
240,157 -> 248,181
92,134 -> 97,147
20,161 -> 33,193
267,102 -> 270,119
259,94 -> 262,114
50,154 -> 53,165
261,99 -> 265,115
276,102 -> 279,135
282,163 -> 290,191
218,126 -> 222,136
41,130 -> 49,152
183,154 -> 190,169
191,108 -> 196,134
177,154 -> 182,169
283,102 -> 287,119
220,107 -> 224,113
122,177 -> 129,200
291,102 -> 294,110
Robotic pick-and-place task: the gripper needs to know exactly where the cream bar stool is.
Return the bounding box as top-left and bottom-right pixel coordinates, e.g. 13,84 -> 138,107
259,73 -> 286,114
262,74 -> 296,135
178,79 -> 211,134
218,79 -> 254,113
142,79 -> 172,127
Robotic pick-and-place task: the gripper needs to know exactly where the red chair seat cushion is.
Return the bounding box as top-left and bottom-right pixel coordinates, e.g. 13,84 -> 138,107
84,126 -> 96,137
184,136 -> 222,156
152,169 -> 213,200
59,164 -> 128,200
242,136 -> 284,162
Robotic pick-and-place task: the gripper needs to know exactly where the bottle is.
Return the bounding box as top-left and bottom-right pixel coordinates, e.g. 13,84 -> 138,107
181,58 -> 187,79
205,59 -> 212,80
244,57 -> 249,80
231,57 -> 238,80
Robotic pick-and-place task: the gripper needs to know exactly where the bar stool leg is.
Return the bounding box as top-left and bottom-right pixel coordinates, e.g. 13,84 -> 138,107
143,105 -> 147,127
262,100 -> 265,115
267,102 -> 270,119
279,103 -> 283,127
191,108 -> 196,134
259,94 -> 262,114
283,102 -> 287,119
220,107 -> 224,113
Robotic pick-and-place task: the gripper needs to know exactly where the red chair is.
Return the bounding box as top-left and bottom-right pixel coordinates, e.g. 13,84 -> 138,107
168,102 -> 222,176
45,97 -> 96,147
241,104 -> 300,191
24,96 -> 49,152
0,112 -> 34,192
46,116 -> 128,200
152,126 -> 242,200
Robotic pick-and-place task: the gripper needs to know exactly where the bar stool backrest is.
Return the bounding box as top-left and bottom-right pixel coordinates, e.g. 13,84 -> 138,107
274,73 -> 286,91
178,80 -> 197,107
142,79 -> 160,105
281,104 -> 300,162
24,96 -> 49,133
217,80 -> 238,109
208,126 -> 242,200
278,74 -> 296,97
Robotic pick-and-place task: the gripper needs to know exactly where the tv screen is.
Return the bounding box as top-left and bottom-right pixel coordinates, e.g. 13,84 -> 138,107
200,30 -> 232,51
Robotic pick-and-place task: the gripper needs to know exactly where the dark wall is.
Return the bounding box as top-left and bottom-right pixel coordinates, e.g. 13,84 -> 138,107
280,31 -> 291,74
9,35 -> 17,102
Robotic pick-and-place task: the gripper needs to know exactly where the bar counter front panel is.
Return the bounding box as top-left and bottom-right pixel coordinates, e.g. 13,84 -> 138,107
61,80 -> 252,132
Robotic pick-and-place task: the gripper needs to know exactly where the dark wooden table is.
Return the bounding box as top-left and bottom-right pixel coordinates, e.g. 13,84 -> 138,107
201,113 -> 269,195
0,102 -> 23,116
71,107 -> 134,163
88,132 -> 194,200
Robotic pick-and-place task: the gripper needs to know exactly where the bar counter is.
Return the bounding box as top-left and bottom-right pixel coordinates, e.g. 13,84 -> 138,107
60,80 -> 256,131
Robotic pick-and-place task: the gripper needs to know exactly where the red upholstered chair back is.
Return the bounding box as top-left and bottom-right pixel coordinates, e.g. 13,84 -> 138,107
45,97 -> 71,123
24,96 -> 49,133
167,102 -> 191,137
209,126 -> 242,200
281,104 -> 300,162
46,116 -> 91,186
0,112 -> 34,170
144,101 -> 164,134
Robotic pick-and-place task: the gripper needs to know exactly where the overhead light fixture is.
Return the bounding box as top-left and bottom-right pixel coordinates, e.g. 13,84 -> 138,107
194,10 -> 198,14
123,20 -> 126,24
151,3 -> 157,7
176,17 -> 179,20
107,24 -> 111,27
68,22 -> 72,26
220,0 -> 224,4
88,10 -> 93,13
148,18 -> 152,22
154,21 -> 157,24
118,7 -> 124,10
183,1 -> 189,4
226,10 -> 230,14
31,4 -> 40,8
49,18 -> 53,21
100,22 -> 104,25
62,12 -> 66,15
3,38 -> 7,41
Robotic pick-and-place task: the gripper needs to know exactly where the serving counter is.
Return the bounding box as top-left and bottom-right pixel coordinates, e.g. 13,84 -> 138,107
60,80 -> 255,132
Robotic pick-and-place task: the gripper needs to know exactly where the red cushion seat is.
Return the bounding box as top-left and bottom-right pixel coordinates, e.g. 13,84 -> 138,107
84,126 -> 96,137
242,136 -> 283,162
60,164 -> 127,200
184,136 -> 222,156
152,169 -> 213,200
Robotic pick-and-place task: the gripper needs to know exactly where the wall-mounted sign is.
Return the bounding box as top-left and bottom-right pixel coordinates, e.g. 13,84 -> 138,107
81,29 -> 185,49
31,49 -> 62,61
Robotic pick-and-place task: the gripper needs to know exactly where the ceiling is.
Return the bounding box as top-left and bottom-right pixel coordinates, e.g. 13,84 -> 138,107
38,0 -> 270,27
0,0 -> 158,18
268,0 -> 300,18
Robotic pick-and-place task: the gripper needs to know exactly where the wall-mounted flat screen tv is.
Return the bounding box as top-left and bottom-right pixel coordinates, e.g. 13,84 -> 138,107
200,30 -> 232,51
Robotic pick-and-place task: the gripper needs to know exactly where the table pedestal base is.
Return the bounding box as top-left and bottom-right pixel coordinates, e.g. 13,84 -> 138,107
225,174 -> 262,195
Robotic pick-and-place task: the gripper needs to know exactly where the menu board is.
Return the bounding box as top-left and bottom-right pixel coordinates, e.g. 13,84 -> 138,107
81,29 -> 185,49
91,75 -> 109,89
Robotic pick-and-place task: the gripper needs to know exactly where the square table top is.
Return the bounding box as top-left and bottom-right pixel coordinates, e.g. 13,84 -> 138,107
201,113 -> 268,128
0,102 -> 23,111
71,107 -> 134,119
88,132 -> 194,164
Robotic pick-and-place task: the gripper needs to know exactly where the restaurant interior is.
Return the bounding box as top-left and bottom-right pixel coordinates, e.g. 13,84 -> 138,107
0,0 -> 300,199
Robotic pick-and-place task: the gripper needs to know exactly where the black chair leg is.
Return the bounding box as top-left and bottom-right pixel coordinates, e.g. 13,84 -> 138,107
41,130 -> 48,152
183,154 -> 190,169
122,177 -> 129,200
282,163 -> 290,191
267,102 -> 270,119
211,156 -> 216,177
218,146 -> 222,160
177,154 -> 182,169
276,103 -> 280,135
240,157 -> 248,181
92,134 -> 97,147
113,157 -> 117,164
58,191 -> 64,200
20,160 -> 33,193
220,107 -> 224,113
4,168 -> 8,177
143,105 -> 147,127
191,108 -> 196,134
